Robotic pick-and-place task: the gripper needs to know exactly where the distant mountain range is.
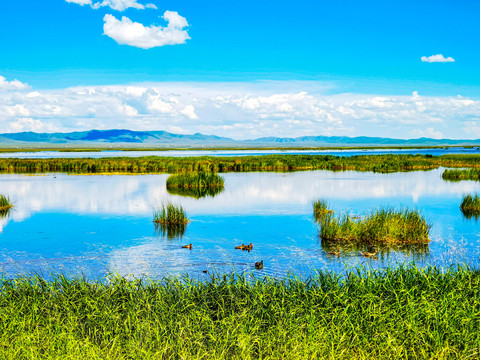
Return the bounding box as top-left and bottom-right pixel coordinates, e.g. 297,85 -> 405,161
0,129 -> 479,148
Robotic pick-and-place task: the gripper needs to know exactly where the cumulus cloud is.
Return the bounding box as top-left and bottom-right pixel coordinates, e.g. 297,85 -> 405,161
421,54 -> 455,63
103,11 -> 189,49
1,77 -> 480,139
0,76 -> 30,91
66,0 -> 157,11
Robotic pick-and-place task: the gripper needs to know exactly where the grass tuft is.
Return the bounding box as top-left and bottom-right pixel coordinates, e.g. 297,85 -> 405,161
318,208 -> 431,244
313,199 -> 334,223
442,169 -> 480,181
460,194 -> 480,219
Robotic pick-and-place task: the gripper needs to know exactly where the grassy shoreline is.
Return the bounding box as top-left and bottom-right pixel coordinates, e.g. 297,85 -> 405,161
1,153 -> 480,174
0,266 -> 479,359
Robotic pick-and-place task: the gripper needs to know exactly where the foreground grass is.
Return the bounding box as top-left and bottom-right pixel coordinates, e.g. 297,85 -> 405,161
0,266 -> 479,359
460,194 -> 480,219
2,153 -> 480,174
319,208 -> 431,244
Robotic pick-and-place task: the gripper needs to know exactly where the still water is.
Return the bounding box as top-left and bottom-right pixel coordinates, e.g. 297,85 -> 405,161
0,147 -> 479,159
0,169 -> 479,279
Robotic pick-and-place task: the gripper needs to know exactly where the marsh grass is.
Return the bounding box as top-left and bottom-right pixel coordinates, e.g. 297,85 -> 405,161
0,266 -> 479,359
319,208 -> 431,244
0,194 -> 13,211
313,199 -> 334,223
442,169 -> 480,181
166,172 -> 224,188
153,203 -> 189,225
460,194 -> 480,219
166,186 -> 224,199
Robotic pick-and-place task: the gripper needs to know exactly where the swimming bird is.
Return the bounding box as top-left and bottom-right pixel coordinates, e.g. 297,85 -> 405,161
182,244 -> 192,249
328,251 -> 341,256
244,243 -> 253,251
203,269 -> 208,274
360,249 -> 378,257
255,260 -> 264,270
235,244 -> 246,250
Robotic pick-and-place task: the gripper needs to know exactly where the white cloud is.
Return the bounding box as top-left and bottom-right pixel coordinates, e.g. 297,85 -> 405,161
0,76 -> 30,91
2,77 -> 480,139
421,54 -> 455,63
66,0 -> 157,11
103,11 -> 190,49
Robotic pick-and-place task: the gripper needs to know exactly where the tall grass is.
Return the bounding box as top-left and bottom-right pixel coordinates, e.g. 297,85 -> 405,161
460,194 -> 480,219
442,168 -> 480,181
313,199 -> 333,223
167,186 -> 224,199
0,266 -> 479,359
166,172 -> 224,188
319,208 -> 431,244
0,194 -> 12,210
2,153 -> 480,174
153,203 -> 189,225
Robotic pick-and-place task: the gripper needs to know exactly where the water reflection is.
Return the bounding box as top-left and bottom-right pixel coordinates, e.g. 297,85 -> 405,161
0,168 -> 479,279
154,222 -> 187,239
166,186 -> 224,199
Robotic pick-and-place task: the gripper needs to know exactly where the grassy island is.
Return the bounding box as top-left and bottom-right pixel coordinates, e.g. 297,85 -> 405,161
0,266 -> 479,359
460,194 -> 480,218
153,203 -> 189,238
166,172 -> 224,198
318,208 -> 431,244
442,168 -> 480,181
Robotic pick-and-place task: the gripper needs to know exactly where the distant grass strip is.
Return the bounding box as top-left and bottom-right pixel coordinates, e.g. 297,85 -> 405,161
442,168 -> 480,181
0,194 -> 13,211
0,266 -> 479,359
319,208 -> 431,244
460,194 -> 480,219
2,153 -> 480,174
313,199 -> 333,223
166,172 -> 224,189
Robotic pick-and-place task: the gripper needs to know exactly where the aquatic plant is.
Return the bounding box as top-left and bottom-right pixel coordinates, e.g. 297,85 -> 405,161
460,194 -> 480,219
166,186 -> 224,199
153,203 -> 189,225
0,266 -> 479,358
318,208 -> 431,244
0,195 -> 12,211
166,172 -> 224,198
442,169 -> 480,181
313,199 -> 334,223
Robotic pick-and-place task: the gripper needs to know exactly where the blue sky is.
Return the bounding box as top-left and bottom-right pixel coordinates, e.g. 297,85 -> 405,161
0,0 -> 479,139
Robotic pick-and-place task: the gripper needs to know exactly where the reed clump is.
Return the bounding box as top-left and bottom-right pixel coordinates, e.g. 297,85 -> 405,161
313,199 -> 334,223
153,203 -> 189,225
460,194 -> 480,218
0,266 -> 479,359
319,208 -> 431,244
166,172 -> 224,198
0,194 -> 13,211
442,168 -> 480,181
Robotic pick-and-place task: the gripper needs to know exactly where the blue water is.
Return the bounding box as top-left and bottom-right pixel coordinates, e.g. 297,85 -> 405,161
0,147 -> 479,159
0,169 -> 479,279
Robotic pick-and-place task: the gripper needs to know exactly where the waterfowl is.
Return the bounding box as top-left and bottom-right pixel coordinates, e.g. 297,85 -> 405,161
235,244 -> 246,250
255,260 -> 264,270
244,243 -> 253,251
361,250 -> 378,257
182,244 -> 193,249
328,251 -> 341,256
203,269 -> 208,274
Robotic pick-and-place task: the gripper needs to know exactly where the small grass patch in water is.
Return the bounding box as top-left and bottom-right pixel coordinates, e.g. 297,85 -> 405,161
460,194 -> 480,219
0,194 -> 13,211
166,172 -> 224,189
0,266 -> 479,359
319,208 -> 431,244
153,203 -> 189,225
313,199 -> 333,223
442,168 -> 480,181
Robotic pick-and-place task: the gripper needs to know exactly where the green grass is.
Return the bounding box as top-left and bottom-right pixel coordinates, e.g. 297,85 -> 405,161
318,208 -> 431,245
0,266 -> 479,359
166,172 -> 224,198
2,153 -> 480,174
0,194 -> 13,211
442,168 -> 480,181
460,194 -> 480,219
313,199 -> 334,223
166,185 -> 224,199
153,203 -> 189,239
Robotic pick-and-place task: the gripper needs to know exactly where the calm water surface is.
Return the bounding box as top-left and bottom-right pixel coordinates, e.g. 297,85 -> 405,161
0,169 -> 479,279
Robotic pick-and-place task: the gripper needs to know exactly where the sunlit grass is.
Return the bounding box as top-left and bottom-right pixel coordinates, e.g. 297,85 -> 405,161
0,266 -> 479,359
460,194 -> 480,219
166,172 -> 224,198
153,203 -> 189,225
318,208 -> 431,244
0,194 -> 13,211
313,199 -> 334,223
442,169 -> 480,181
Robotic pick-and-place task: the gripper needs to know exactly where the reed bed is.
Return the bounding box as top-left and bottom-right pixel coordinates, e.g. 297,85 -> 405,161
313,199 -> 334,223
442,168 -> 480,181
2,153 -> 480,174
319,208 -> 431,244
0,266 -> 479,359
460,194 -> 480,219
153,203 -> 189,225
167,186 -> 224,199
0,194 -> 13,211
166,172 -> 224,189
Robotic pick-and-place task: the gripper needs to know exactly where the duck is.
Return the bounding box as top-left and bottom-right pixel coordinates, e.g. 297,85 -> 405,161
182,244 -> 193,249
360,249 -> 378,257
203,269 -> 208,274
327,251 -> 341,256
244,243 -> 253,251
255,260 -> 264,270
235,244 -> 246,250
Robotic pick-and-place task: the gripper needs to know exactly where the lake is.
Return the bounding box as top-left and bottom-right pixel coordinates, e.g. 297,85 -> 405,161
0,168 -> 479,279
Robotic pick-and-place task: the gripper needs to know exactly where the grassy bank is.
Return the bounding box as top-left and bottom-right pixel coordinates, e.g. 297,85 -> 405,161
0,266 -> 479,359
318,208 -> 431,244
442,168 -> 480,181
1,153 -> 480,174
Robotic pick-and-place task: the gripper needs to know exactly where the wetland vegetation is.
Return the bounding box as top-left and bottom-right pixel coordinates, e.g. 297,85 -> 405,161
442,168 -> 480,181
313,199 -> 334,223
166,172 -> 224,198
153,203 -> 189,239
2,153 -> 480,174
318,208 -> 431,245
460,194 -> 480,219
0,266 -> 479,359
0,194 -> 13,211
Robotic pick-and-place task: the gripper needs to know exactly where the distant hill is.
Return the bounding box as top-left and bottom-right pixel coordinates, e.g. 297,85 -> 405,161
0,129 -> 479,148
